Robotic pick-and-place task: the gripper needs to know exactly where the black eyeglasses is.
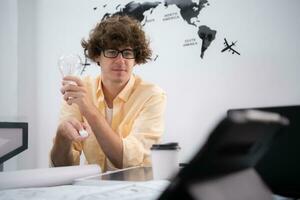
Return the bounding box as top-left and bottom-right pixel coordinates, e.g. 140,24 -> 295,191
103,49 -> 136,59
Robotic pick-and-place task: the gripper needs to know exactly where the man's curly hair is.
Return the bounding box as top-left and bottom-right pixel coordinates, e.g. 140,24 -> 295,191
81,15 -> 152,64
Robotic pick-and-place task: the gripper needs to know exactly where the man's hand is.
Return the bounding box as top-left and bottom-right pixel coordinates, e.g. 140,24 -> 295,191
51,117 -> 90,166
60,76 -> 95,116
57,118 -> 88,143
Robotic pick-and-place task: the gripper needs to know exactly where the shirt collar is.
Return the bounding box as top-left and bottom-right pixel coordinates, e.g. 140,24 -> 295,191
117,75 -> 135,102
96,75 -> 135,103
96,76 -> 105,102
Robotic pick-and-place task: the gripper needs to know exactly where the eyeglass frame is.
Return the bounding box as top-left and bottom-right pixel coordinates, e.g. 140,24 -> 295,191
102,48 -> 136,59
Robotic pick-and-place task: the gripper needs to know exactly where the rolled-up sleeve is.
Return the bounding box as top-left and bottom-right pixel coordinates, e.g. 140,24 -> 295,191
122,93 -> 166,167
59,100 -> 82,122
49,100 -> 83,166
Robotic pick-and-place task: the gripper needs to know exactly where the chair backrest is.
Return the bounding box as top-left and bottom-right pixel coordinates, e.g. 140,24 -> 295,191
228,105 -> 300,197
158,109 -> 288,199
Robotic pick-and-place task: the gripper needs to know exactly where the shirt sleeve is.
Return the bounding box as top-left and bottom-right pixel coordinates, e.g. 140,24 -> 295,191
49,100 -> 83,166
122,92 -> 167,167
59,100 -> 82,122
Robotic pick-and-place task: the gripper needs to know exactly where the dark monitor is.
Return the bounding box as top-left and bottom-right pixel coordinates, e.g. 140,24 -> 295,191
228,105 -> 300,197
0,122 -> 28,166
158,110 -> 288,199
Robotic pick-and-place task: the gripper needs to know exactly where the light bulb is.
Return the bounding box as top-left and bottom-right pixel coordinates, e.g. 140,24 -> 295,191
58,54 -> 83,77
58,54 -> 89,138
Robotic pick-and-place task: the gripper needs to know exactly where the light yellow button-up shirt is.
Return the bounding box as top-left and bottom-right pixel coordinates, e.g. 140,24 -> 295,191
57,74 -> 166,171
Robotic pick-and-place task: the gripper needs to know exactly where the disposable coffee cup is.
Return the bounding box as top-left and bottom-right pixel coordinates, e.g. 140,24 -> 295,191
151,142 -> 180,180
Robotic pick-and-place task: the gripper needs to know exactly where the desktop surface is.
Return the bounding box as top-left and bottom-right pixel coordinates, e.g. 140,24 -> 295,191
102,167 -> 153,181
78,166 -> 153,182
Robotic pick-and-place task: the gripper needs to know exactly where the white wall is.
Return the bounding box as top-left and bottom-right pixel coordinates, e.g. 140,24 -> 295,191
0,0 -> 19,170
0,0 -> 18,121
0,0 -> 38,171
124,0 -> 300,161
33,0 -> 101,167
17,0 -> 38,170
1,0 -> 300,169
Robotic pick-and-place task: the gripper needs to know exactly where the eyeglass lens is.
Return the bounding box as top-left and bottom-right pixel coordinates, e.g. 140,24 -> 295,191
104,49 -> 135,59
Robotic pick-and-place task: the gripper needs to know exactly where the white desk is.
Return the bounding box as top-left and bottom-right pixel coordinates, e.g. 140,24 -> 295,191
0,167 -> 169,200
0,166 -> 293,200
75,166 -> 153,183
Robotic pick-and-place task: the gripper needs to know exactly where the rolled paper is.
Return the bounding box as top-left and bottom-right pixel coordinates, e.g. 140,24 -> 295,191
0,164 -> 101,190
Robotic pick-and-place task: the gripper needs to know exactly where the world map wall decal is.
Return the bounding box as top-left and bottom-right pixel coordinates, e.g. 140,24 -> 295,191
92,1 -> 240,60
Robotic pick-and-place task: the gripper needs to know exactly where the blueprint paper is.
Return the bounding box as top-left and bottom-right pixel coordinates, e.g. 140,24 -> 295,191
0,180 -> 169,200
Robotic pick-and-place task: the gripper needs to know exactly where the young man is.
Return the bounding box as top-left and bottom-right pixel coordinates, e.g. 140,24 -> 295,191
50,15 -> 166,171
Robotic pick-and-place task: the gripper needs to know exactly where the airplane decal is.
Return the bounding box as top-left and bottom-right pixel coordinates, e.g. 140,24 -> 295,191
221,38 -> 240,55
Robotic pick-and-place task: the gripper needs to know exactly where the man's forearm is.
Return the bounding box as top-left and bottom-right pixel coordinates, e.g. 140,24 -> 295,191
50,134 -> 74,166
84,109 -> 124,168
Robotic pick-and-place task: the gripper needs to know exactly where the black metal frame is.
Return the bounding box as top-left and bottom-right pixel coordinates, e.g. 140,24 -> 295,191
0,122 -> 28,164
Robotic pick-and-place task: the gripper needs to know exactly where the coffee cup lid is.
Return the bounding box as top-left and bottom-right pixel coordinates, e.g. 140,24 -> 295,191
151,142 -> 180,150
